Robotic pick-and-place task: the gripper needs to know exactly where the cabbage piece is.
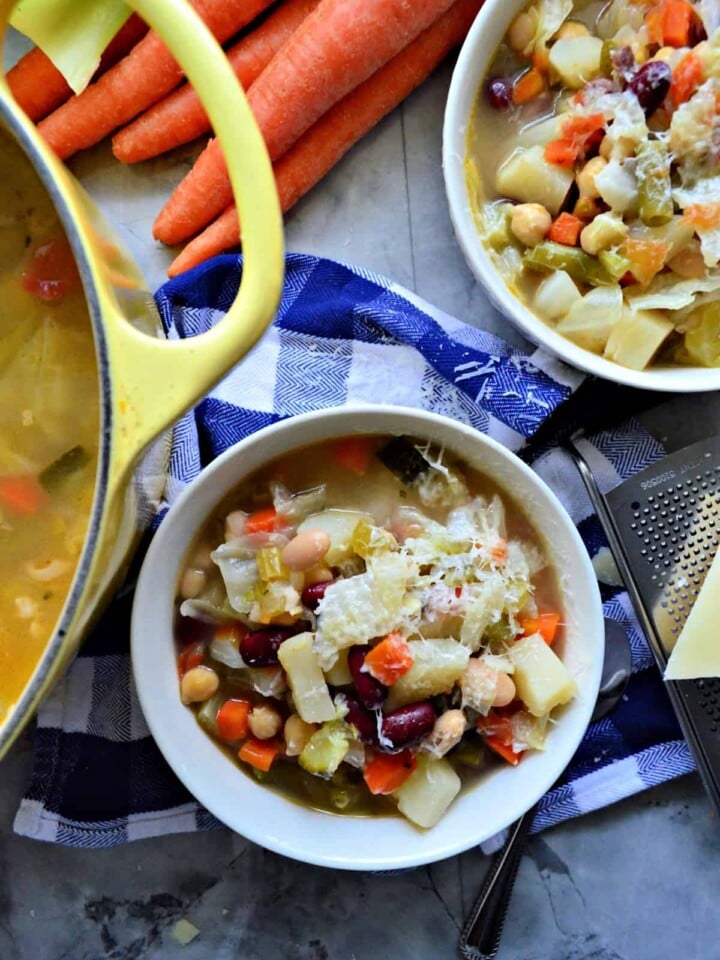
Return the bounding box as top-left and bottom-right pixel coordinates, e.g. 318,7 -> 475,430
394,754 -> 461,829
209,634 -> 246,670
271,482 -> 326,524
299,720 -> 353,776
479,202 -> 515,251
314,553 -> 413,669
211,534 -> 290,614
697,5 -> 720,41
179,579 -> 246,624
511,711 -> 549,751
248,665 -> 287,699
683,301 -> 720,366
624,271 -> 720,311
696,225 -> 720,269
595,159 -> 638,214
673,175 -> 720,209
459,577 -> 507,650
297,509 -> 371,566
603,92 -> 648,148
669,81 -> 720,177
523,0 -> 573,57
385,639 -> 470,710
11,0 -> 130,93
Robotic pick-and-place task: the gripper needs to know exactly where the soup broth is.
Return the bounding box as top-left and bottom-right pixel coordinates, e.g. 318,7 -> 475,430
174,435 -> 574,828
0,129 -> 98,722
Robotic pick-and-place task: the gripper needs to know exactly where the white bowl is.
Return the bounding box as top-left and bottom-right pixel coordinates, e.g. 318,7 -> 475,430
442,0 -> 720,393
132,406 -> 603,870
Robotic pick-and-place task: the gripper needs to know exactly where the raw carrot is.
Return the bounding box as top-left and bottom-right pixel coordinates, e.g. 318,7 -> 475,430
245,506 -> 277,534
38,0 -> 275,159
670,51 -> 704,106
216,698 -> 251,740
364,633 -> 414,686
153,0 -> 462,245
166,0 -> 483,272
662,0 -> 694,47
113,0 -> 321,164
363,750 -> 416,794
512,67 -> 545,105
7,15 -> 148,123
548,213 -> 584,246
332,436 -> 373,475
483,735 -> 523,766
0,475 -> 48,516
238,738 -> 280,771
519,612 -> 561,646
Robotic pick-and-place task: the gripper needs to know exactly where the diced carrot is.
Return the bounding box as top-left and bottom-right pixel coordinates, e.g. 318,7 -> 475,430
238,738 -> 280,772
512,67 -> 545,105
532,47 -> 550,74
475,711 -> 514,744
662,0 -> 694,47
0,475 -> 48,516
484,735 -> 524,766
21,235 -> 80,302
671,51 -> 704,106
363,749 -> 417,794
245,507 -> 277,534
683,202 -> 720,230
561,113 -> 606,143
548,213 -> 584,246
645,8 -> 665,47
166,0 -> 484,273
545,139 -> 577,168
154,0 -> 464,245
520,612 -> 562,645
621,238 -> 668,285
332,436 -> 373,475
177,641 -> 206,677
364,632 -> 414,686
216,699 -> 251,741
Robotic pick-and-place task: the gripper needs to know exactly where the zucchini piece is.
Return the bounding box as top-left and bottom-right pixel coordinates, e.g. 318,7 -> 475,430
299,720 -> 352,777
598,248 -> 633,281
377,436 -> 430,485
636,141 -> 674,227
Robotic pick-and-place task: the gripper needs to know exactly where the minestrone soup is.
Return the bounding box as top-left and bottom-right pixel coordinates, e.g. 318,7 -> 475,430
174,435 -> 575,829
0,129 -> 98,723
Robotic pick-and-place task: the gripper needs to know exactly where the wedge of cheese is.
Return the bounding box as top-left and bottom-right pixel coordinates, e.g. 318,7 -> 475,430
665,546 -> 720,680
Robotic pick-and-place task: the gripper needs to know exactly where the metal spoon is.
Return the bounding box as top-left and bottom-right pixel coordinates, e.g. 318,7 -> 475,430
458,618 -> 632,960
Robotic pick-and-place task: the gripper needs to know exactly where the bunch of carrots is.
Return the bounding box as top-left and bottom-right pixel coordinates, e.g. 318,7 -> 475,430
8,0 -> 483,278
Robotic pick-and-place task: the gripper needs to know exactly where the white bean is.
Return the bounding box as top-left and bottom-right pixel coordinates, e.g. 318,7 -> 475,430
494,673 -> 517,708
281,529 -> 331,572
180,568 -> 206,600
180,666 -> 219,704
224,511 -> 247,541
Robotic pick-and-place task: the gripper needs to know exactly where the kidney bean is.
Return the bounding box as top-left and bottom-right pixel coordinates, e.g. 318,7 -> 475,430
381,702 -> 437,749
485,77 -> 512,111
341,695 -> 378,743
301,580 -> 333,610
628,60 -> 671,116
240,627 -> 297,667
348,646 -> 387,709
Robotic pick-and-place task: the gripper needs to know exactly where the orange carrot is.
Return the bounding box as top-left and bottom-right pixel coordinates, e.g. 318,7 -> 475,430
7,15 -> 148,123
238,738 -> 280,771
519,612 -> 561,646
364,633 -> 414,686
332,436 -> 373,475
512,67 -> 545,105
245,506 -> 277,534
0,475 -> 48,516
113,0 -> 321,163
662,0 -> 694,46
177,641 -> 206,677
645,8 -> 665,47
670,51 -> 704,106
548,213 -> 584,246
484,735 -> 523,766
363,750 -> 416,794
38,0 -> 275,159
544,139 -> 577,168
216,698 -> 251,741
621,238 -> 668,285
166,0 -> 483,272
684,202 -> 720,230
153,0 -> 462,245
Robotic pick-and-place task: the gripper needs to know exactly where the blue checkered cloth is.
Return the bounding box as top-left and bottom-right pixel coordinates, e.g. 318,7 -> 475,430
14,254 -> 694,849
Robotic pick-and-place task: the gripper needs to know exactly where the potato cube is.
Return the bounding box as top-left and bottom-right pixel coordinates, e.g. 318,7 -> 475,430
385,639 -> 470,710
395,754 -> 461,829
496,146 -> 574,216
278,632 -> 336,723
508,633 -> 577,717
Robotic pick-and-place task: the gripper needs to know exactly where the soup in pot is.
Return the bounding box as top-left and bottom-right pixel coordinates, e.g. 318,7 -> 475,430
0,129 -> 98,723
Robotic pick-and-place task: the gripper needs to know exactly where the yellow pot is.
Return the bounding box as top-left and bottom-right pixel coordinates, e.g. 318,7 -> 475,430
0,0 -> 284,759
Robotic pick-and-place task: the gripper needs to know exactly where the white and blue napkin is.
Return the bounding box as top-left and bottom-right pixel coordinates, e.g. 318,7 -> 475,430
14,254 -> 694,849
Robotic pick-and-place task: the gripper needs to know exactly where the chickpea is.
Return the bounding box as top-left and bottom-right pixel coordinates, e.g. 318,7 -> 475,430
179,567 -> 206,600
304,564 -> 334,586
576,156 -> 608,199
510,203 -> 552,248
249,704 -> 283,740
508,11 -> 534,52
284,714 -> 317,755
180,666 -> 219,704
493,673 -> 517,708
426,709 -> 466,758
555,20 -> 590,40
281,528 -> 331,572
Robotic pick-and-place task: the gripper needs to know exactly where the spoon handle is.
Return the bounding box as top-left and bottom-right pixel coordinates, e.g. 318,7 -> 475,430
458,806 -> 536,960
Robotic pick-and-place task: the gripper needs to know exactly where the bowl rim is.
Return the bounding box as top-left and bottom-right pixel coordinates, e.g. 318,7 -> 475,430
131,404 -> 604,870
441,0 -> 720,393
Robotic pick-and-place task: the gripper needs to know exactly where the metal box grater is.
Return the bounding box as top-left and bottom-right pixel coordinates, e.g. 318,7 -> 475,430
567,417 -> 720,813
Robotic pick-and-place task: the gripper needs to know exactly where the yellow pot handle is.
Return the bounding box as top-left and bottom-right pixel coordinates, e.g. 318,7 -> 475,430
108,0 -> 284,460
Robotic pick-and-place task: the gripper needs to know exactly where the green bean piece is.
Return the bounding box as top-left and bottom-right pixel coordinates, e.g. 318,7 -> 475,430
636,140 -> 674,226
600,39 -> 617,77
598,248 -> 633,282
524,241 -> 612,286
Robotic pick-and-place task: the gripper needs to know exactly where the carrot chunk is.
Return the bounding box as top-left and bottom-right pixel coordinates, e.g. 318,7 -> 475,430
0,475 -> 48,516
239,738 -> 280,772
364,633 -> 414,686
548,213 -> 584,246
671,51 -> 704,106
332,437 -> 373,475
216,699 -> 251,741
662,0 -> 694,47
245,507 -> 278,534
512,67 -> 545,105
484,735 -> 524,766
363,750 -> 417,794
545,139 -> 577,167
684,202 -> 720,230
519,612 -> 562,645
